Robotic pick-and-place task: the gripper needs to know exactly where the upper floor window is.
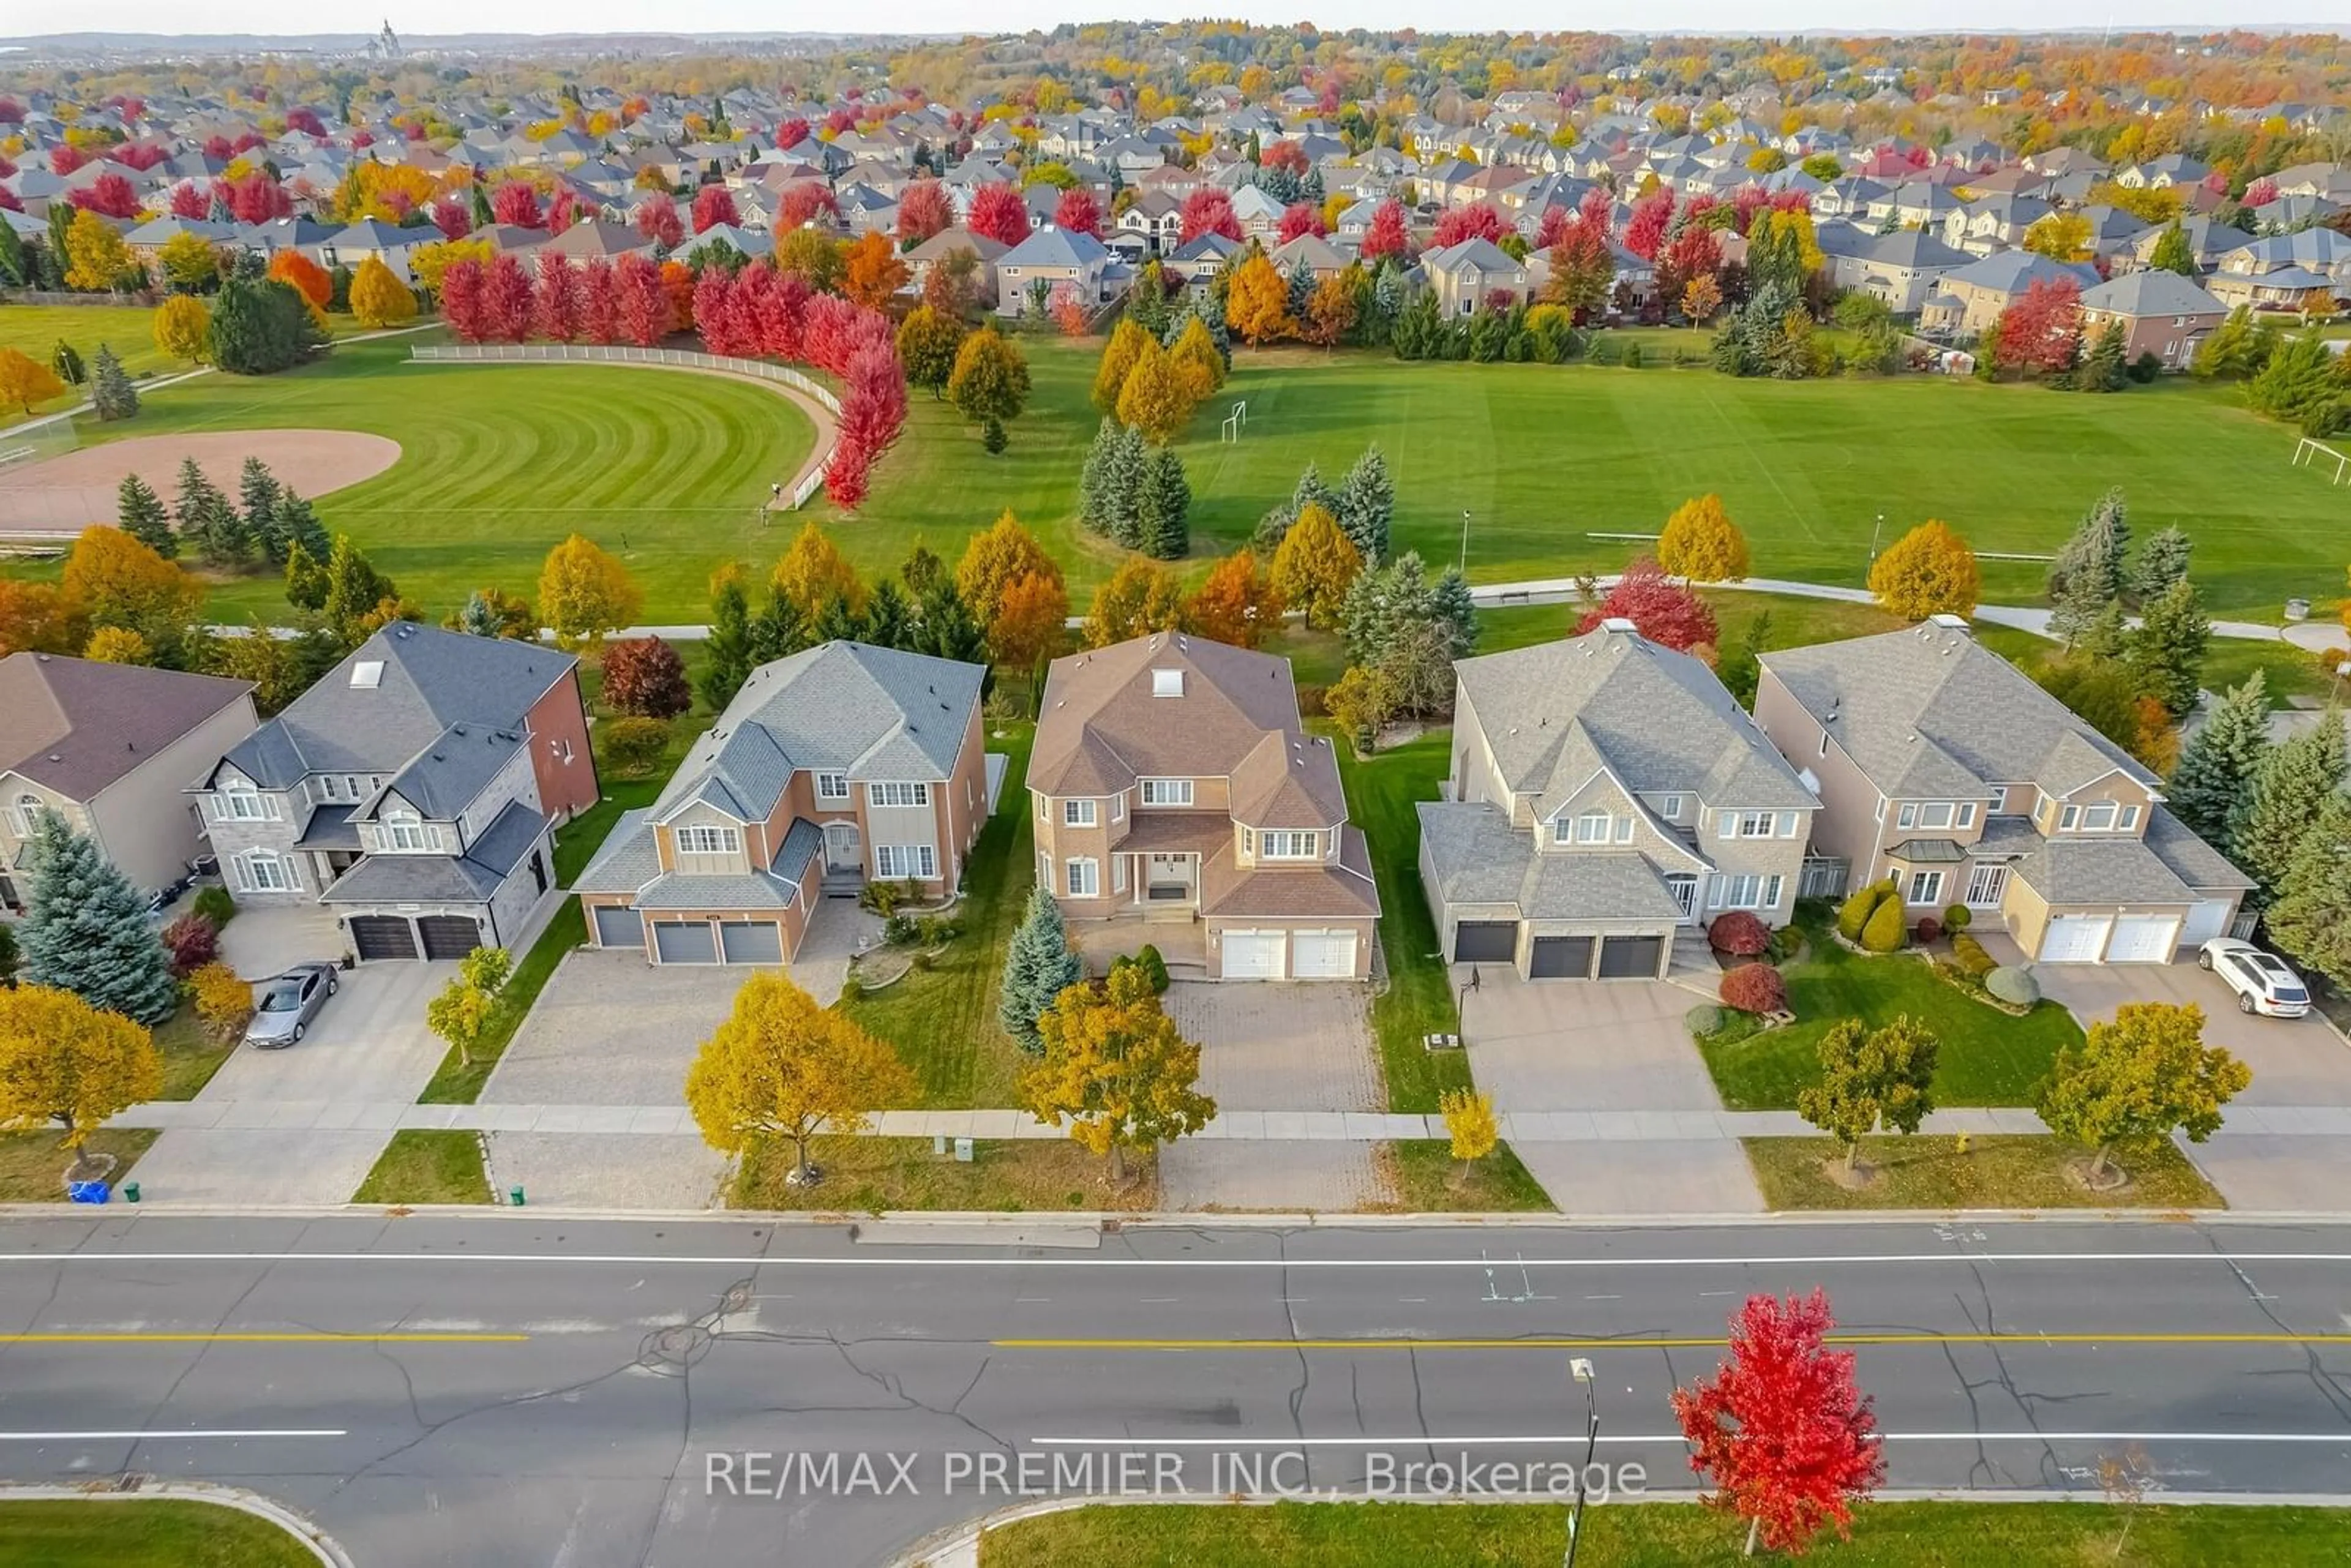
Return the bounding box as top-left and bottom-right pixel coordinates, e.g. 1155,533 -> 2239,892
1655,794 -> 1684,821
220,783 -> 275,822
1063,798 -> 1098,827
677,825 -> 741,855
1259,830 -> 1319,860
9,793 -> 42,838
1570,811 -> 1611,845
2060,800 -> 2140,833
1140,778 -> 1194,807
382,816 -> 433,852
1725,810 -> 1793,839
868,782 -> 930,808
1895,801 -> 1978,832
816,772 -> 850,803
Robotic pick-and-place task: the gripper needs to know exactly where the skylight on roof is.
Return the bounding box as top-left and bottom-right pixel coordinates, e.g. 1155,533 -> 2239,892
350,661 -> 384,689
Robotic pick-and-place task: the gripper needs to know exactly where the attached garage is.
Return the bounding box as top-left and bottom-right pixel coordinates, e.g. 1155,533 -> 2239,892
1289,929 -> 1358,979
652,920 -> 719,965
593,904 -> 645,949
719,920 -> 785,965
1595,933 -> 1667,980
418,915 -> 484,961
1221,930 -> 1287,980
2181,899 -> 2235,947
2104,914 -> 2180,964
348,915 -> 418,961
1528,934 -> 1595,980
1452,920 -> 1520,964
2038,914 -> 2112,964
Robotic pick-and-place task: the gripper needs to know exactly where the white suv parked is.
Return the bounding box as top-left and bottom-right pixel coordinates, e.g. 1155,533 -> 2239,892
2197,939 -> 2311,1019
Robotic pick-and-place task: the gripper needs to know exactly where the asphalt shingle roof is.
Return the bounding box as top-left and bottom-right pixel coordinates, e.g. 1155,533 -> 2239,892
0,653 -> 250,800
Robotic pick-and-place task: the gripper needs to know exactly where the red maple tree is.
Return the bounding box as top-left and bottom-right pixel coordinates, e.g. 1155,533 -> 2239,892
1624,190 -> 1677,260
579,257 -> 620,345
1575,558 -> 1719,652
613,254 -> 669,347
1432,201 -> 1509,248
109,143 -> 167,172
1360,198 -> 1409,263
692,266 -> 746,356
1053,187 -> 1104,238
1534,202 -> 1573,249
634,192 -> 683,250
201,134 -> 233,162
1278,200 -> 1326,243
896,179 -> 952,245
774,118 -> 811,150
750,266 -> 811,359
777,181 -> 842,233
839,343 -> 909,463
691,184 -> 740,234
1179,187 -> 1241,244
482,253 -> 536,343
547,189 -> 580,236
490,181 -> 544,230
440,259 -> 489,342
50,143 -> 88,175
429,195 -> 472,239
1673,1290 -> 1884,1558
534,252 -> 583,343
284,107 -> 326,138
601,636 -> 694,718
1657,223 -> 1725,309
222,171 -> 290,223
1997,277 -> 2083,375
966,184 -> 1031,247
168,182 -> 209,219
2243,175 -> 2279,208
1261,139 -> 1309,176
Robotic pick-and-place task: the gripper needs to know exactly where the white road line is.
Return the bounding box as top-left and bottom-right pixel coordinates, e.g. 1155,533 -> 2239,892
1033,1432 -> 2351,1448
6,1251 -> 2351,1270
0,1429 -> 348,1441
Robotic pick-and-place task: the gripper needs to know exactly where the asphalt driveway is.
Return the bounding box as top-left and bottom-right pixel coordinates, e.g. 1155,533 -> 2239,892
2035,959 -> 2351,1108
1458,973 -> 1725,1113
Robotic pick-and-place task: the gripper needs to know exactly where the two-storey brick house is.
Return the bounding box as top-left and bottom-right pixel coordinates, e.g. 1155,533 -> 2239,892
576,640 -> 989,967
190,623 -> 597,961
1027,632 -> 1378,981
1753,618 -> 2252,963
1416,621 -> 1820,981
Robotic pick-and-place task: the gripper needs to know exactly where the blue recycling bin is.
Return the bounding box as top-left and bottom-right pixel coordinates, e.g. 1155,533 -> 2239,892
66,1179 -> 110,1204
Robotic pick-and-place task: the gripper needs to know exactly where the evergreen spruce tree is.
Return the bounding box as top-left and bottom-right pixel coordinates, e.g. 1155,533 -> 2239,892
116,473 -> 176,558
2168,670 -> 2269,849
17,809 -> 179,1025
173,458 -> 225,560
239,457 -> 285,564
747,583 -> 811,666
1431,563 -> 1479,656
0,219 -> 25,288
2046,488 -> 2131,644
861,577 -> 913,650
912,582 -> 989,666
1286,255 -> 1314,321
2079,320 -> 2128,392
2267,793 -> 2351,988
2236,711 -> 2345,899
1104,424 -> 1147,549
2131,526 -> 2194,603
274,488 -> 330,566
1076,417 -> 1119,536
1136,445 -> 1191,561
457,590 -> 502,637
1337,445 -> 1394,563
812,591 -> 862,644
998,884 -> 1082,1055
2124,577 -> 2210,720
1194,285 -> 1232,363
195,490 -> 252,571
88,344 -> 138,421
700,576 -> 755,710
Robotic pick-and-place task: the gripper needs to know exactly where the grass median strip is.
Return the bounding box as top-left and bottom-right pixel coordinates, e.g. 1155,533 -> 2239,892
1379,1141 -> 1554,1212
730,1135 -> 1155,1214
0,1498 -> 329,1568
351,1130 -> 493,1206
0,1129 -> 156,1204
1744,1135 -> 2222,1211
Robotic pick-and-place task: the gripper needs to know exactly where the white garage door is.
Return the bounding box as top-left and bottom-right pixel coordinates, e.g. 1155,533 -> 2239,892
2181,899 -> 2234,946
2105,915 -> 2180,964
1289,929 -> 1357,979
1221,930 -> 1286,980
2038,914 -> 2112,964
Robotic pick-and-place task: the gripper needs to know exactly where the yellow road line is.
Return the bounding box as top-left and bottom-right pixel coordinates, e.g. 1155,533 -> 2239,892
995,1332 -> 2351,1352
0,1332 -> 528,1344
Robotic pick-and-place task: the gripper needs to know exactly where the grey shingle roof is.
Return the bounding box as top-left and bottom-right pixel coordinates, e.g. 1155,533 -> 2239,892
574,808 -> 659,894
1456,628 -> 1817,813
317,799 -> 547,906
2014,834 -> 2197,906
1417,801 -> 1681,922
631,870 -> 800,909
373,724 -> 525,821
2080,269 -> 2224,317
0,653 -> 251,801
2145,807 -> 2255,892
771,817 -> 823,885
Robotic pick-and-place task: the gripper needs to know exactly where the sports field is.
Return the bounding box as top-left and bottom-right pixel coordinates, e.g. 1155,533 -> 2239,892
820,339 -> 2346,621
0,302 -> 373,427
18,336 -> 816,621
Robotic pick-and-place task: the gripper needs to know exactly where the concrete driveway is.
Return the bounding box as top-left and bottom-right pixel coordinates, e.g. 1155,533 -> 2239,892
1459,973 -> 1724,1113
2036,960 -> 2351,1108
127,959 -> 452,1206
216,904 -> 348,979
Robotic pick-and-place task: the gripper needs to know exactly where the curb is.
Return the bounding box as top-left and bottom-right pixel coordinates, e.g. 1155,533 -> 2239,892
0,1479 -> 353,1567
887,1487 -> 2351,1567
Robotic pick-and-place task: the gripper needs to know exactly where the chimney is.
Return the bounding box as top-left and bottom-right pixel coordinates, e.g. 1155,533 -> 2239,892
1600,616 -> 1638,635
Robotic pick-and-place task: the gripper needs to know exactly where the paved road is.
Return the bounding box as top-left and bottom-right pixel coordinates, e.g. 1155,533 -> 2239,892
1,1214 -> 2349,1566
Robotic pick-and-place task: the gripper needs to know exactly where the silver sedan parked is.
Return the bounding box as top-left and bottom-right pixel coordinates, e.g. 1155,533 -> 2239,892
244,962 -> 341,1048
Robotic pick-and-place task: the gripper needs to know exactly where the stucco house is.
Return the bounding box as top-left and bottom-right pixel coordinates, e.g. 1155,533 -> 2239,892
191,623 -> 596,962
1417,622 -> 1820,982
1,654 -> 257,911
1753,619 -> 2252,964
1919,249 -> 2102,337
2077,269 -> 2227,370
576,641 -> 989,968
994,225 -> 1115,317
1421,236 -> 1530,315
1830,227 -> 1971,314
1027,632 -> 1378,981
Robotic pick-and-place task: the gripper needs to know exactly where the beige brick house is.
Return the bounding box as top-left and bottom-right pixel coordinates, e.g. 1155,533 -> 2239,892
1753,618 -> 2251,963
1416,622 -> 1820,982
576,641 -> 990,967
1027,632 -> 1378,981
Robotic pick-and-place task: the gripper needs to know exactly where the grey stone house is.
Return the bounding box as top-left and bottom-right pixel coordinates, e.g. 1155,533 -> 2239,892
1417,621 -> 1820,981
190,623 -> 599,962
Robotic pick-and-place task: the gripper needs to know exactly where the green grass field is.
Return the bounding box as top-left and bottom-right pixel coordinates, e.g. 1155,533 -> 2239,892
0,302 -> 375,426
0,1498 -> 325,1567
821,339 -> 2346,620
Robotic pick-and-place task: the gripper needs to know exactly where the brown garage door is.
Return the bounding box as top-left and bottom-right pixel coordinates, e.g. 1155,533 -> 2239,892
349,915 -> 418,961
418,916 -> 484,961
1452,920 -> 1518,963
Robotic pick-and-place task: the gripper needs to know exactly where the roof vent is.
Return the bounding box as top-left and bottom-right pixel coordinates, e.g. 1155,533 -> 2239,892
1927,612 -> 1972,634
1600,617 -> 1638,634
1152,668 -> 1183,697
350,660 -> 384,689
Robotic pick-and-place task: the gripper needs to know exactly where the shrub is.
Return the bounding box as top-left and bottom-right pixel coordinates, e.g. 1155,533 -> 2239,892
1914,915 -> 1942,945
601,715 -> 669,776
160,913 -> 219,977
1136,943 -> 1171,992
189,961 -> 253,1043
1684,1003 -> 1725,1036
1837,880 -> 1889,941
1707,909 -> 1771,957
1985,966 -> 2041,1007
883,912 -> 922,947
1943,904 -> 1971,932
1951,932 -> 1996,980
601,636 -> 693,719
858,878 -> 923,917
1720,962 -> 1788,1015
193,885 -> 237,927
1295,683 -> 1327,717
1860,896 -> 1908,953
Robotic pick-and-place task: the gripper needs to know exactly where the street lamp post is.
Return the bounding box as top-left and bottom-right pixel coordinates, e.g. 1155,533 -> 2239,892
1460,509 -> 1472,576
1562,1357 -> 1599,1568
1868,512 -> 1885,568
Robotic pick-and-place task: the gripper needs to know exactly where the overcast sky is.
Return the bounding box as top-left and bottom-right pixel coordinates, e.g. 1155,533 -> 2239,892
12,5 -> 2339,43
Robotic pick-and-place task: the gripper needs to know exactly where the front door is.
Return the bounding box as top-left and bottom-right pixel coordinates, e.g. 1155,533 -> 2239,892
1965,863 -> 2009,907
823,821 -> 863,874
1667,874 -> 1698,922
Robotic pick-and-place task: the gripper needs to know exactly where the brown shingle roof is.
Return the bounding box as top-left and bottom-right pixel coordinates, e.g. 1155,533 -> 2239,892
0,653 -> 252,800
1199,828 -> 1380,920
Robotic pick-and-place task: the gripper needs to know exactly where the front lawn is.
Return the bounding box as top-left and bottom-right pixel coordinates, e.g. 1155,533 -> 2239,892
1327,727 -> 1472,1112
152,1005 -> 237,1101
1381,1140 -> 1553,1212
0,1499 -> 326,1567
1697,921 -> 2083,1110
351,1129 -> 492,1205
730,1134 -> 1155,1213
1746,1135 -> 2222,1211
841,723 -> 1037,1109
0,1128 -> 156,1202
415,900 -> 577,1105
978,1499 -> 2351,1567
